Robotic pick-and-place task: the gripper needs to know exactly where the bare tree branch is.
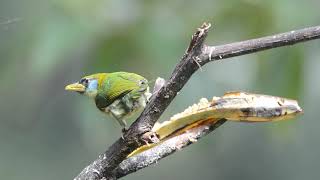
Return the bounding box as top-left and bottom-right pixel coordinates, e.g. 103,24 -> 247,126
74,23 -> 320,180
201,25 -> 320,63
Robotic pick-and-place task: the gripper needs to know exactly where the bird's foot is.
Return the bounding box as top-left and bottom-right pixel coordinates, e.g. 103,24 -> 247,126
122,127 -> 128,133
121,128 -> 128,140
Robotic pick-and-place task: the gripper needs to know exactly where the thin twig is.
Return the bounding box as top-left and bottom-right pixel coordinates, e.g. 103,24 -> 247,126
74,23 -> 320,180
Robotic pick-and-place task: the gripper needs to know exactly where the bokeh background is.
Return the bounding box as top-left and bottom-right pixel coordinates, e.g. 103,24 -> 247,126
1,0 -> 320,179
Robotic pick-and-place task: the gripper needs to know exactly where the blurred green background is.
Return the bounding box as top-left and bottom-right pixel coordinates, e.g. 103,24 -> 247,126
1,0 -> 319,179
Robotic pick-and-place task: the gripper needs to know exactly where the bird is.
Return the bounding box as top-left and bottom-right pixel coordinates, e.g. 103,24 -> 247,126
65,72 -> 151,131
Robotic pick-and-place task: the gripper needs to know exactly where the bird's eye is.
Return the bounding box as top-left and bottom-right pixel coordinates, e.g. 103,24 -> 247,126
79,78 -> 89,86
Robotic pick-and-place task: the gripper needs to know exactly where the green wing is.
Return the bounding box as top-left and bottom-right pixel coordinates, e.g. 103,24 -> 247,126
95,72 -> 141,110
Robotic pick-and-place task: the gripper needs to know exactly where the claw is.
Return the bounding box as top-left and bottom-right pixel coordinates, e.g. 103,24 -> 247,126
122,127 -> 128,133
121,128 -> 128,139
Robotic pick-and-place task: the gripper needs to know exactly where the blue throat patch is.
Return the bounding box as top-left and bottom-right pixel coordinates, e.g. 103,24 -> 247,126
87,79 -> 98,92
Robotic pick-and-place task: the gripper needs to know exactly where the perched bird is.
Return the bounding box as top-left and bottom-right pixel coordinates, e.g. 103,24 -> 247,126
65,72 -> 151,130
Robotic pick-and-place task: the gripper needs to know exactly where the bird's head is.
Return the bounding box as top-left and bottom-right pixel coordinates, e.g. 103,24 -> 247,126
65,73 -> 106,98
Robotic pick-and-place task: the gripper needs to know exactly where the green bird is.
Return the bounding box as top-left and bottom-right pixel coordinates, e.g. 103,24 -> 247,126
65,72 -> 151,130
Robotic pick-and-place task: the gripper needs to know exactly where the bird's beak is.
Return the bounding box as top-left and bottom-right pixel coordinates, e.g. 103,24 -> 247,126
65,83 -> 86,92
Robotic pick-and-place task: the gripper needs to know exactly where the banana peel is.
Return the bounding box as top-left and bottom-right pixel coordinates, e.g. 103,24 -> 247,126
128,92 -> 303,157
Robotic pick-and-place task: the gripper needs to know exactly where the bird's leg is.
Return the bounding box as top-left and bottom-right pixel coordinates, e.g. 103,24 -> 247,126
145,92 -> 152,104
116,119 -> 128,139
116,118 -> 127,129
109,111 -> 128,139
